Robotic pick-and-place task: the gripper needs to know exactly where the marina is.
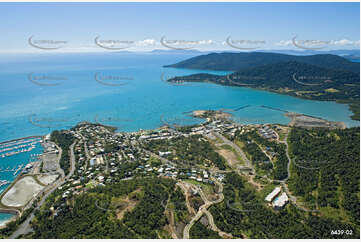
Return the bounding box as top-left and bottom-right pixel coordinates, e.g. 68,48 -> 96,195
0,137 -> 42,158
0,137 -> 42,148
0,180 -> 10,187
0,137 -> 44,197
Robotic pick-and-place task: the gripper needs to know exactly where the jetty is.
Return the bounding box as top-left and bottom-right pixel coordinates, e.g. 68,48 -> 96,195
13,164 -> 24,176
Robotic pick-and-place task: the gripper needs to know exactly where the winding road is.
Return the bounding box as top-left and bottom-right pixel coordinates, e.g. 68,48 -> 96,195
212,129 -> 315,213
274,131 -> 299,204
78,133 -> 90,169
278,130 -> 292,182
272,130 -> 318,212
182,177 -> 228,239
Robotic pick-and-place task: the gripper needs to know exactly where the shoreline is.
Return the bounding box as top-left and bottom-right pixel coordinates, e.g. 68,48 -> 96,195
0,111 -> 352,147
0,137 -> 46,227
0,209 -> 19,229
0,110 -> 354,231
166,75 -> 359,123
285,112 -> 347,129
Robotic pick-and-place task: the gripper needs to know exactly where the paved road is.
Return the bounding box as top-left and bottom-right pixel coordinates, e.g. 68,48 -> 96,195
211,132 -> 257,189
268,130 -> 292,184
54,143 -> 65,178
268,130 -> 297,200
278,130 -> 291,182
22,142 -> 63,212
10,142 -> 76,239
203,210 -> 233,238
273,130 -> 298,203
274,130 -> 318,212
203,177 -> 233,239
78,133 -> 90,169
182,177 -> 225,239
183,199 -> 211,239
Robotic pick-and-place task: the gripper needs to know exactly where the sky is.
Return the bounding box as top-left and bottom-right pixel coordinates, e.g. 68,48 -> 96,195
0,2 -> 359,53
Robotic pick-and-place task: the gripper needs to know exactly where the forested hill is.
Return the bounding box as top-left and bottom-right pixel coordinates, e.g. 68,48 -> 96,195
167,61 -> 360,120
164,52 -> 360,74
169,61 -> 359,100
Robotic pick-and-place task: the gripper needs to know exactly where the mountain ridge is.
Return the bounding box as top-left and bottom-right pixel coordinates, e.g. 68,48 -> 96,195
164,52 -> 360,74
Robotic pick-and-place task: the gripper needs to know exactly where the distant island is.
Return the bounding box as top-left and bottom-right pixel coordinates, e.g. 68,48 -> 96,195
164,52 -> 360,120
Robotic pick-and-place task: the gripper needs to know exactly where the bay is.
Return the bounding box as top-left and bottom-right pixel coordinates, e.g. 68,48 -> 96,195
0,52 -> 358,143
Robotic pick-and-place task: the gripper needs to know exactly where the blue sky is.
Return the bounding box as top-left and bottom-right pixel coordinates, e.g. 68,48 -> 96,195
0,2 -> 359,53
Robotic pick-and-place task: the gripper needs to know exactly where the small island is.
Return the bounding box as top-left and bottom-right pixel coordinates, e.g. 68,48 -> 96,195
192,110 -> 231,120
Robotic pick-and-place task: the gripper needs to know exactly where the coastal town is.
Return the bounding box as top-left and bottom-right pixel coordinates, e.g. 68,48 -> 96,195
0,109 -> 316,239
0,1 -> 359,239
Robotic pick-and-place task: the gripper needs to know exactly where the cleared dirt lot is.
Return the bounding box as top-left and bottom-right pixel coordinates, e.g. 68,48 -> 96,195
42,153 -> 59,172
285,112 -> 346,129
217,148 -> 241,167
37,174 -> 59,185
1,176 -> 45,207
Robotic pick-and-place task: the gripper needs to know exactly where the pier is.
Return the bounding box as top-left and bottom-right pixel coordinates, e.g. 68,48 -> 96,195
0,136 -> 43,146
13,164 -> 24,176
0,137 -> 42,159
0,164 -> 27,173
0,180 -> 10,187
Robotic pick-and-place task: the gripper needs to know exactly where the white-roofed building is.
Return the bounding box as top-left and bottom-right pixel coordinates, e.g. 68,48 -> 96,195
265,186 -> 281,202
272,192 -> 289,209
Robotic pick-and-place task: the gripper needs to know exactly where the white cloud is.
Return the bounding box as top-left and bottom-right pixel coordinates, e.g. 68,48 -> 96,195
198,40 -> 215,45
330,39 -> 360,46
136,39 -> 157,46
275,40 -> 293,46
276,38 -> 360,47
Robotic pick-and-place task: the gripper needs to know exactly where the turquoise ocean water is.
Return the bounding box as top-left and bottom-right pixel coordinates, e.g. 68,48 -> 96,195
0,52 -> 359,224
0,52 -> 358,144
0,213 -> 14,226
